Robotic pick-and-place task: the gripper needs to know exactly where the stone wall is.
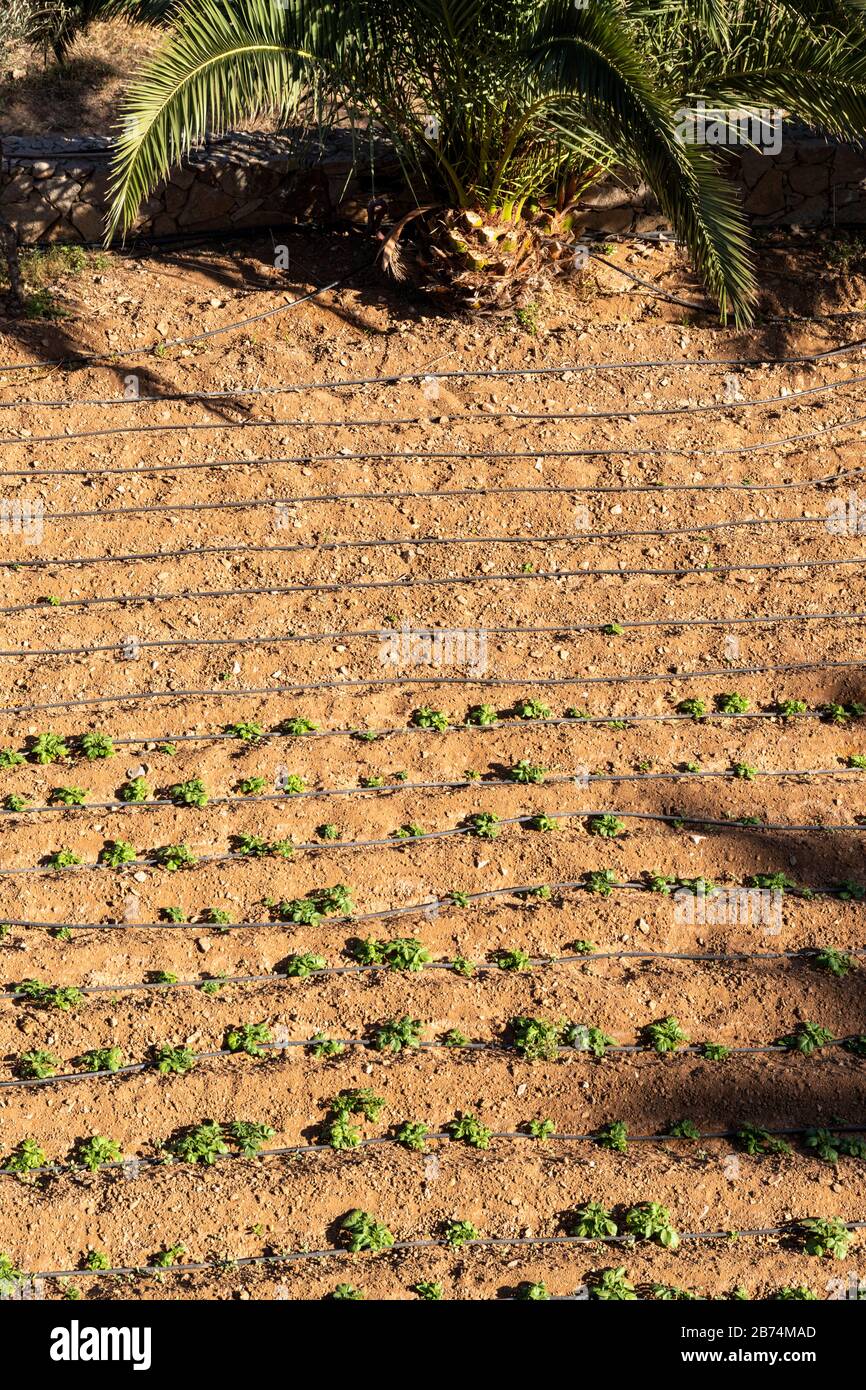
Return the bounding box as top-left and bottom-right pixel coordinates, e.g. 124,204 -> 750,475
573,128 -> 866,235
2,126 -> 866,245
0,130 -> 399,244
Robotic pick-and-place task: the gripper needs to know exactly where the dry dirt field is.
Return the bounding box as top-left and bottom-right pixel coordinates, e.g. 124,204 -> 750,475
0,231 -> 865,1301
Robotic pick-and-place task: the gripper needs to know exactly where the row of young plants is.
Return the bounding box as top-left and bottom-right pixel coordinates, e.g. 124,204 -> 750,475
11,806 -> 866,877
7,1014 -> 865,1084
4,868 -> 863,940
6,1108 -> 860,1176
0,1243 -> 857,1305
0,692 -> 862,770
3,754 -> 866,816
3,937 -> 859,1005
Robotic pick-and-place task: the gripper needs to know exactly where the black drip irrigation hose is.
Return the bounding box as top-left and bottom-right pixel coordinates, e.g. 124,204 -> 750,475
2,336 -> 866,409
2,656 -> 865,715
3,1124 -> 866,1181
0,870 -> 858,931
18,1219 -> 866,1285
0,708 -> 844,749
2,609 -> 864,661
0,808 -> 864,879
3,944 -> 864,1002
1,514 -> 856,573
0,766 -> 861,820
7,416 -> 866,480
0,1035 -> 860,1094
4,368 -> 866,448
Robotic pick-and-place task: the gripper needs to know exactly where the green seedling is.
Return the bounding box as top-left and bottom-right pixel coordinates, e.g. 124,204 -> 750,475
77,1047 -> 123,1074
465,704 -> 498,726
167,778 -> 209,808
595,1121 -> 628,1153
395,1121 -> 429,1152
493,947 -> 531,972
340,1210 -> 394,1254
46,849 -> 81,870
774,1021 -> 834,1056
78,733 -> 115,761
237,776 -> 267,795
152,1044 -> 197,1074
448,890 -> 471,907
587,814 -> 625,838
169,1121 -> 229,1166
99,839 -> 136,867
412,706 -> 449,730
448,1111 -> 491,1149
715,693 -> 750,714
317,823 -> 341,840
625,1202 -> 679,1249
813,948 -> 854,978
370,1016 -> 422,1053
330,1284 -> 364,1300
643,1016 -> 689,1054
153,1244 -> 186,1268
735,1124 -> 793,1157
797,1217 -> 852,1259
225,1022 -> 271,1057
0,749 -> 25,768
29,733 -> 70,764
584,869 -> 618,897
567,1024 -> 617,1058
668,1119 -> 700,1140
17,1049 -> 60,1079
393,822 -> 425,839
49,786 -> 88,806
118,776 -> 150,802
278,717 -> 318,736
443,1219 -> 479,1248
309,1035 -> 345,1058
284,952 -> 327,978
15,980 -> 83,1011
529,813 -> 559,832
414,1281 -> 443,1300
508,758 -> 545,784
776,1286 -> 817,1300
513,698 -> 552,720
3,1139 -> 48,1175
3,794 -> 27,811
511,1016 -> 561,1062
776,700 -> 807,717
160,907 -> 186,923
224,721 -> 264,741
732,762 -> 758,781
676,698 -> 706,719
229,1121 -> 275,1157
571,1202 -> 618,1239
352,937 -> 431,971
593,1267 -> 636,1300
282,774 -> 306,795
73,1136 -> 122,1171
527,1119 -> 555,1141
441,1028 -> 469,1047
155,844 -> 198,871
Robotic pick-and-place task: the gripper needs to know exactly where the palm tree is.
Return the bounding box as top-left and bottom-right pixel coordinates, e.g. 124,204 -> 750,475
106,0 -> 866,323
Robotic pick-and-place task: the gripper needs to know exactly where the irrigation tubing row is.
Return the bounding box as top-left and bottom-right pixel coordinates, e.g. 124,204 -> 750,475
3,945 -> 864,1003
3,872 -> 856,931
2,610 -> 865,660
6,565 -> 866,629
4,1124 -> 865,1181
2,515 -> 857,573
1,708 -> 845,748
9,474 -> 866,520
9,415 -> 866,480
3,657 -> 865,716
5,339 -> 866,409
1,766 -> 861,820
0,267 -> 366,377
6,369 -> 866,448
0,809 -> 863,879
0,1036 -> 860,1094
20,1219 -> 866,1284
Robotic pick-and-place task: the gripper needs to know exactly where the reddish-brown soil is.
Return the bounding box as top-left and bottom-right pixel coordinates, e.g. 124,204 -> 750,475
0,231 -> 864,1300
